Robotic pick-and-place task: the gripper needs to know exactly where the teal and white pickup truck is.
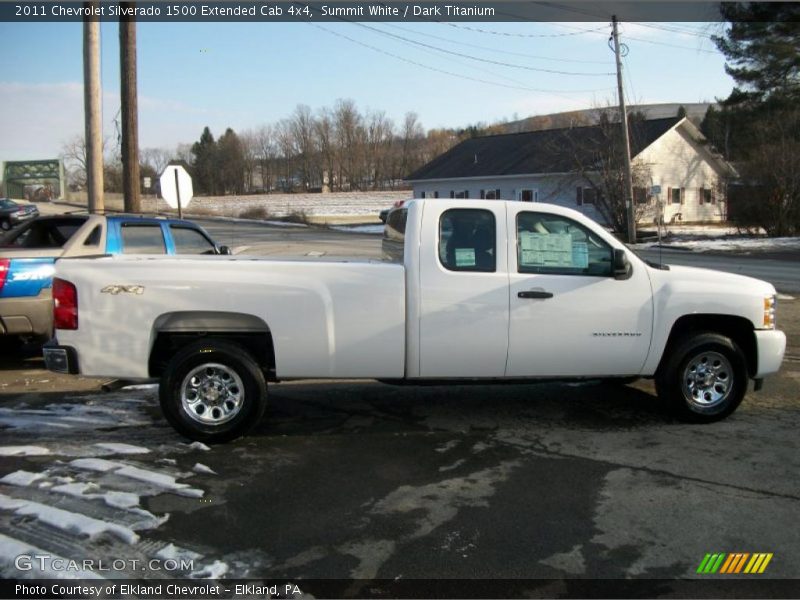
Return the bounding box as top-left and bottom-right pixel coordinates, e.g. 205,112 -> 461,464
0,213 -> 227,341
44,200 -> 786,442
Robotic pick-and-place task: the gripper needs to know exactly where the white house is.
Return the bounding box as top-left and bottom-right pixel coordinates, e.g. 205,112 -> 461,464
406,117 -> 736,225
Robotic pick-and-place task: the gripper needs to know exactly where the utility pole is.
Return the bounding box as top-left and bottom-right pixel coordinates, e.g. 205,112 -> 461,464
611,16 -> 636,243
120,2 -> 141,213
83,2 -> 104,213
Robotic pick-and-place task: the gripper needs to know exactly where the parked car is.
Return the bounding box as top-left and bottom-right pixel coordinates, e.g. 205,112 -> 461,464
0,198 -> 39,231
0,214 -> 229,342
44,200 -> 785,442
379,199 -> 410,223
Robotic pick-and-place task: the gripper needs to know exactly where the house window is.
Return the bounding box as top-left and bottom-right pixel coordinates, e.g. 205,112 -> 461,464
480,189 -> 501,200
582,188 -> 597,205
520,189 -> 537,202
634,187 -> 648,204
670,187 -> 684,204
455,190 -> 469,199
701,188 -> 714,205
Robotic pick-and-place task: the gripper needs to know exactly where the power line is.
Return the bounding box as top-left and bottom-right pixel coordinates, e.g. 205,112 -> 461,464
352,21 -> 615,76
311,23 -> 615,96
443,21 -> 608,38
380,22 -> 613,65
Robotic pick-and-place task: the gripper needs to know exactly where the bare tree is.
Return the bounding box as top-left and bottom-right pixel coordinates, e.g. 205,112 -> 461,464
290,104 -> 318,190
274,119 -> 296,191
140,147 -> 171,175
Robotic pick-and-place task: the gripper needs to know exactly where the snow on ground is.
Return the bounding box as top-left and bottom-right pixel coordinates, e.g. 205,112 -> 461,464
332,224 -> 385,234
94,443 -> 151,455
0,494 -> 140,544
0,533 -> 103,579
641,236 -> 800,253
186,191 -> 407,219
0,446 -> 50,457
0,391 -> 233,580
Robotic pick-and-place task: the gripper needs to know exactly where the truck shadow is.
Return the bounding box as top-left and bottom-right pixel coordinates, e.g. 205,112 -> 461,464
257,379 -> 674,439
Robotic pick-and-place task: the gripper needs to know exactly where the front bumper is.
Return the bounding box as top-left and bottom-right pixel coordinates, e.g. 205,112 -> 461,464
43,341 -> 80,375
754,329 -> 787,378
11,210 -> 38,225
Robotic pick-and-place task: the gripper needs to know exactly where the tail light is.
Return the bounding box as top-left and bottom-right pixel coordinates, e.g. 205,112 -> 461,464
53,277 -> 78,330
0,259 -> 8,293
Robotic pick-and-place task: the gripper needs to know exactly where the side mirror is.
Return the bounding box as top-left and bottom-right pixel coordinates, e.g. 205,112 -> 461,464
218,245 -> 232,255
613,248 -> 632,280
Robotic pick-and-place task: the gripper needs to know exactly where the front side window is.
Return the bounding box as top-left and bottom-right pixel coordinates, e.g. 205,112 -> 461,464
439,209 -> 496,272
516,212 -> 613,277
121,224 -> 166,254
170,226 -> 216,254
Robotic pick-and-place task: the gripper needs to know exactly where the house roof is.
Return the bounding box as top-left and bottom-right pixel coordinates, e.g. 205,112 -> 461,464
406,116 -> 682,181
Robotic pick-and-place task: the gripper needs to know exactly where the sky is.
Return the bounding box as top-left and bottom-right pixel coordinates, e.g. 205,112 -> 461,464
0,18 -> 733,161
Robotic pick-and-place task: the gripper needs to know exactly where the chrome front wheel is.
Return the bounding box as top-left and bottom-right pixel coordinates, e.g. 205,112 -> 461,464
682,351 -> 733,408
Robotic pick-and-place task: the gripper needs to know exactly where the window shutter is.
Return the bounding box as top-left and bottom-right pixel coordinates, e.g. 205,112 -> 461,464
576,186 -> 583,206
698,187 -> 703,205
668,187 -> 673,204
680,187 -> 685,205
421,191 -> 426,199
496,189 -> 501,199
450,190 -> 455,199
480,190 -> 485,199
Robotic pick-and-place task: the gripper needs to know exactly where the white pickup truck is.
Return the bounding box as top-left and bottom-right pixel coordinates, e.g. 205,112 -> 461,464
44,200 -> 786,442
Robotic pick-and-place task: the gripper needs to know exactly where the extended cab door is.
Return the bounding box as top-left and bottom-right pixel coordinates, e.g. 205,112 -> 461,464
505,205 -> 653,377
416,201 -> 509,377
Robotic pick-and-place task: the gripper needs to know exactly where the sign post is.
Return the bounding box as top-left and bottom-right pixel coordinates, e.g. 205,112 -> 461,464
159,165 -> 193,218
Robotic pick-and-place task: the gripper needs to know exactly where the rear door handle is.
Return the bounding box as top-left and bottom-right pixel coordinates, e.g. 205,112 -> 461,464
518,290 -> 553,299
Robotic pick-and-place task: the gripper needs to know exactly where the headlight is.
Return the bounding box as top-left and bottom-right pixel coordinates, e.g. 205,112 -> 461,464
763,295 -> 776,329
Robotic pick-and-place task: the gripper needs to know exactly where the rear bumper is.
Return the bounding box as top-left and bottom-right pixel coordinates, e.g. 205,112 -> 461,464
0,292 -> 52,336
43,340 -> 80,375
754,329 -> 787,378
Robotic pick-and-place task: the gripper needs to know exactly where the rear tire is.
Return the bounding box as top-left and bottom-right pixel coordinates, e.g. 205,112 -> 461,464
656,332 -> 748,422
159,340 -> 267,443
0,219 -> 10,231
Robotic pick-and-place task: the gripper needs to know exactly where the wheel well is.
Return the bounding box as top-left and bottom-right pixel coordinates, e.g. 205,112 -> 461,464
658,314 -> 757,377
148,311 -> 276,380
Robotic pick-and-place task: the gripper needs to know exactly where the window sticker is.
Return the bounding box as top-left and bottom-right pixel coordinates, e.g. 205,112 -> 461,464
519,232 -> 573,267
571,241 -> 589,268
455,248 -> 476,267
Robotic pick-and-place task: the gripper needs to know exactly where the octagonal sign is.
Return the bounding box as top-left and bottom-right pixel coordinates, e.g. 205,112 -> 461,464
159,165 -> 193,209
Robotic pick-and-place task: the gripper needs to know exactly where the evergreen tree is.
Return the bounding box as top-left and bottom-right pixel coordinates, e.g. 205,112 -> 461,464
712,3 -> 800,107
191,127 -> 218,195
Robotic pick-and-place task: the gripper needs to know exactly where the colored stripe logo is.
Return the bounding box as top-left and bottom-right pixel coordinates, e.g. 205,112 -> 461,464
697,553 -> 773,574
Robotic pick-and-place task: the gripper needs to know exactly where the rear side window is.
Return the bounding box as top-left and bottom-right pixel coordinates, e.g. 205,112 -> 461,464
170,226 -> 216,254
121,224 -> 166,254
438,209 -> 496,272
83,225 -> 102,247
2,218 -> 86,248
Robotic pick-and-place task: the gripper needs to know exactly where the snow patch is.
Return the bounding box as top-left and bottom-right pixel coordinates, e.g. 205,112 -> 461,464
190,560 -> 228,579
192,463 -> 217,475
331,224 -> 384,235
94,443 -> 151,455
156,543 -> 202,562
0,470 -> 45,487
70,459 -> 204,498
0,445 -> 50,456
0,494 -> 139,544
188,442 -> 211,451
0,533 -> 103,579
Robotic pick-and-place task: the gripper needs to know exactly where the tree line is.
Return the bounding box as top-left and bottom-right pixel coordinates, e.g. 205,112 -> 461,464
64,99 -> 490,197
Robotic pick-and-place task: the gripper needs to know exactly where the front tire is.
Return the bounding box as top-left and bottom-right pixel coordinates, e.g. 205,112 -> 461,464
159,340 -> 267,442
656,332 -> 748,422
0,219 -> 10,231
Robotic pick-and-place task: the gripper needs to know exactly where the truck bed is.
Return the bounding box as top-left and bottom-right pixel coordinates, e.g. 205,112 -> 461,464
55,254 -> 407,380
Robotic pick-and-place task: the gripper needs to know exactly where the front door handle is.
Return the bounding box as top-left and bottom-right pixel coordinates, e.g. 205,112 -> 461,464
518,290 -> 553,299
